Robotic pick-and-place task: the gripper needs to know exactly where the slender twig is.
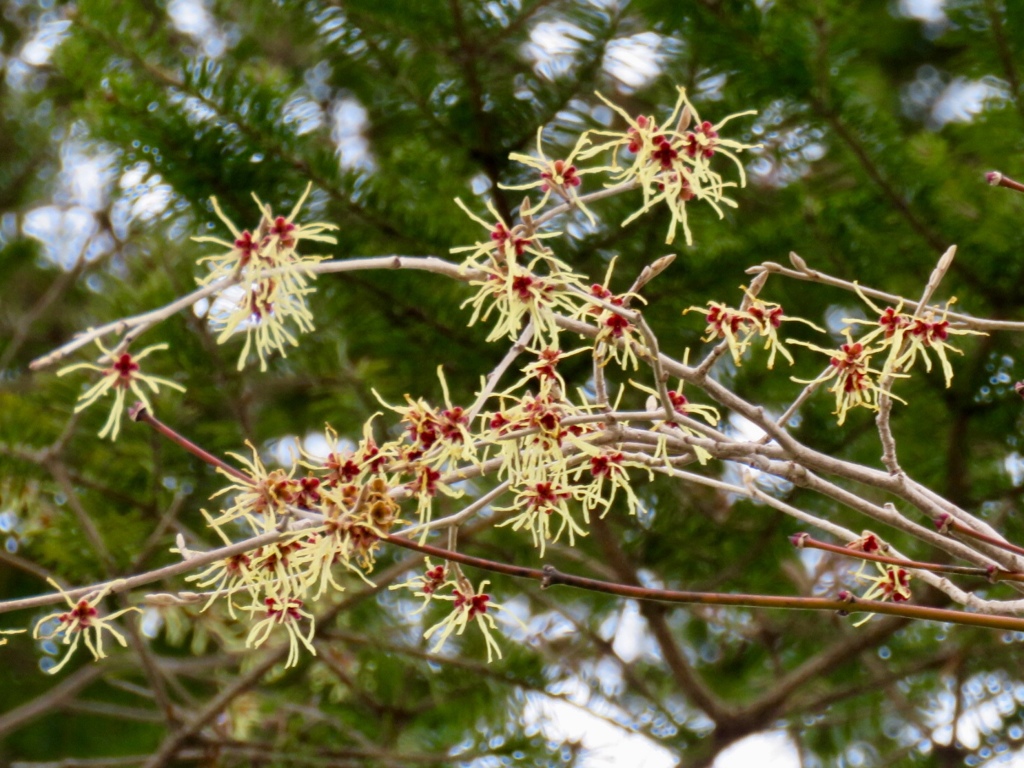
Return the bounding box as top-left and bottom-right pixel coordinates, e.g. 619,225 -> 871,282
0,527 -> 293,615
129,404 -> 248,482
381,534 -> 1024,631
987,171 -> 1024,195
937,513 -> 1024,558
397,479 -> 511,537
791,532 -> 1024,582
46,460 -> 115,571
32,176 -> 646,372
753,257 -> 1024,331
465,322 -> 534,424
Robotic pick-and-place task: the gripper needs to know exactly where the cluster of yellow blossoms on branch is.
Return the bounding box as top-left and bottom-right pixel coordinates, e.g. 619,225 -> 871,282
37,86 -> 986,671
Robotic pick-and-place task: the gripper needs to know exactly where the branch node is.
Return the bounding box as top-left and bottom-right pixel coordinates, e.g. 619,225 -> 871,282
541,564 -> 558,589
836,589 -> 856,617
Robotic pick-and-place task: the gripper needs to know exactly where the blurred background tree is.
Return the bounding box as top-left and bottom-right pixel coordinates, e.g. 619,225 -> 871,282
2,0 -> 1024,766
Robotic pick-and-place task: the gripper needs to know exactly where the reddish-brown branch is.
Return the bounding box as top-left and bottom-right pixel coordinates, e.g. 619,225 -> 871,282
130,403 -> 249,482
383,533 -> 1024,632
987,171 -> 1024,195
791,532 -> 1024,583
937,513 -> 1024,558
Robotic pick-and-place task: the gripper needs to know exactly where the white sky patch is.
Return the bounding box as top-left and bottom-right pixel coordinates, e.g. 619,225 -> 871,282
167,0 -> 229,58
918,675 -> 1024,765
21,136 -> 122,268
19,18 -> 72,67
603,32 -> 665,91
523,20 -> 588,81
899,0 -> 946,24
1005,452 -> 1024,487
331,97 -> 374,171
23,205 -> 97,270
283,96 -> 326,136
930,77 -> 1007,127
524,685 -> 677,768
714,731 -> 800,767
720,412 -> 793,496
269,435 -> 302,468
195,283 -> 245,331
608,601 -> 647,662
302,431 -> 354,462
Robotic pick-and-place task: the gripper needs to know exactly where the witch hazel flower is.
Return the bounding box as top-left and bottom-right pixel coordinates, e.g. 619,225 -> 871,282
194,184 -> 337,371
576,256 -> 644,371
790,332 -> 903,426
451,197 -> 560,267
461,251 -> 585,348
213,277 -> 317,372
744,293 -> 824,369
405,463 -> 463,524
422,579 -> 514,662
496,477 -> 585,555
310,420 -> 395,488
509,347 -> 588,394
247,538 -> 310,601
579,88 -> 759,245
58,341 -> 185,440
375,367 -> 478,471
844,288 -> 985,387
194,183 -> 337,289
486,378 -> 588,485
568,438 -> 650,518
187,510 -> 260,617
686,290 -> 821,369
242,595 -> 316,669
686,301 -> 754,365
390,559 -> 451,612
501,128 -> 600,224
850,563 -> 912,627
33,578 -> 142,674
209,442 -> 299,532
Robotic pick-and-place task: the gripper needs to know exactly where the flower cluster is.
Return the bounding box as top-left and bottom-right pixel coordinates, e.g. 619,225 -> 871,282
787,291 -> 982,424
58,341 -> 186,440
485,347 -> 658,553
686,291 -> 820,369
189,438 -> 402,666
454,199 -> 585,349
194,183 -> 338,370
578,88 -> 759,245
845,292 -> 985,386
393,562 -> 515,662
790,333 -> 897,426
